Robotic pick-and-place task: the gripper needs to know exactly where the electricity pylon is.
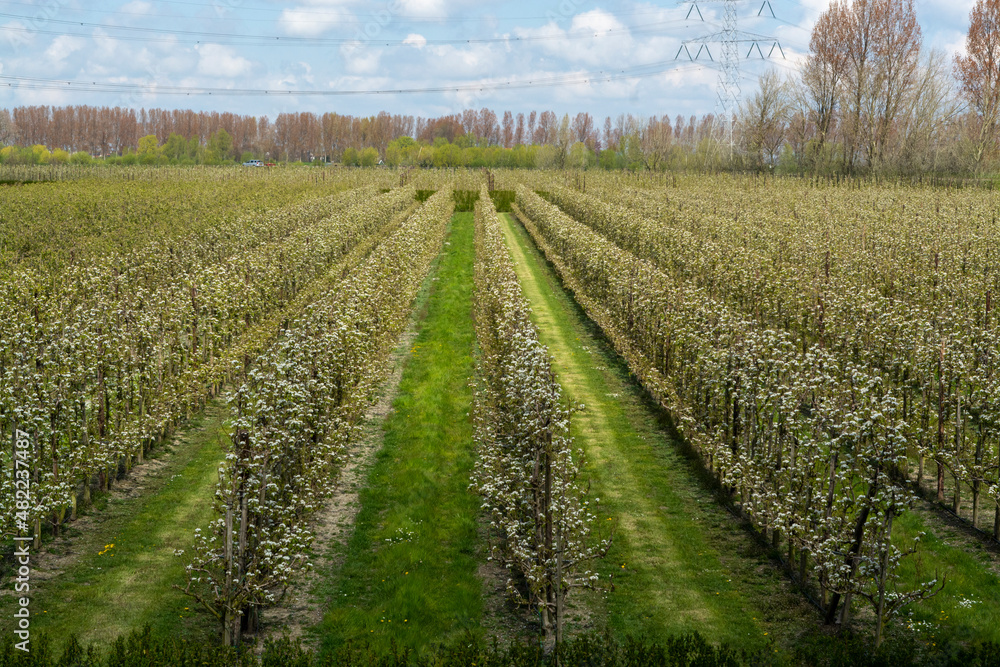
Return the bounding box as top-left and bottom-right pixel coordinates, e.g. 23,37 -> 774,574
676,0 -> 785,153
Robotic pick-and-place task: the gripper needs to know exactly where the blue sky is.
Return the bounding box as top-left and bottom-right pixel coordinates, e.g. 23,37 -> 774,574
0,0 -> 979,122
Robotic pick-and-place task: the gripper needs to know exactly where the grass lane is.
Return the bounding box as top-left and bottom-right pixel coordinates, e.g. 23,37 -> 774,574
316,212 -> 483,655
893,504 -> 1000,646
499,213 -> 815,651
0,398 -> 228,647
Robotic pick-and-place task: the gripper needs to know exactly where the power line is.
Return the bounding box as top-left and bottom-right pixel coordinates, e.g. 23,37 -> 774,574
0,0 -> 704,25
0,62 -> 713,97
0,11 -> 692,47
676,0 -> 786,152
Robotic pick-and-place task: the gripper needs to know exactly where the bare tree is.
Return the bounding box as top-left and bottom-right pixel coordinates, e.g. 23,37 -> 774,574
501,110 -> 514,148
837,0 -> 922,170
803,1 -> 849,152
955,0 -> 1000,170
571,112 -> 597,151
639,115 -> 673,170
0,109 -> 16,146
556,113 -> 572,168
602,115 -> 616,152
514,112 -> 526,146
892,50 -> 960,173
867,0 -> 922,166
740,69 -> 791,168
535,111 -> 558,145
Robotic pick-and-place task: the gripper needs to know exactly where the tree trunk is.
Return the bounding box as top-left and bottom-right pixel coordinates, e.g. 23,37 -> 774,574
953,473 -> 961,515
972,479 -> 980,530
825,468 -> 878,625
224,506 -> 235,646
936,345 -> 946,502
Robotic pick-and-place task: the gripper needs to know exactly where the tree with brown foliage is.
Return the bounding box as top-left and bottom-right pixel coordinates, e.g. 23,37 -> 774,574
838,0 -> 922,170
740,69 -> 791,168
803,1 -> 849,153
955,0 -> 1000,169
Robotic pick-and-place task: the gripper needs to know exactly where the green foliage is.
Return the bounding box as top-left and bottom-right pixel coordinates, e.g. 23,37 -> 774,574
205,129 -> 233,164
567,142 -> 597,170
452,189 -> 480,211
488,190 -> 515,212
599,148 -> 621,170
69,151 -> 92,165
161,133 -> 194,163
31,145 -> 51,164
341,147 -> 359,166
794,630 -> 1000,667
359,146 -> 379,167
415,188 -> 436,202
137,135 -> 160,163
0,145 -> 53,165
7,625 -> 998,666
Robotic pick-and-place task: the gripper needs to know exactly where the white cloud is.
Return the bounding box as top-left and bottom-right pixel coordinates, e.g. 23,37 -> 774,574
327,74 -> 392,95
797,0 -> 829,16
119,1 -> 154,15
2,20 -> 35,52
195,44 -> 253,78
396,0 -> 447,17
44,35 -> 87,67
403,33 -> 427,49
279,8 -> 347,37
339,42 -> 382,75
514,9 -> 632,66
921,0 -> 975,13
938,31 -> 968,59
569,8 -> 627,34
426,43 -> 499,77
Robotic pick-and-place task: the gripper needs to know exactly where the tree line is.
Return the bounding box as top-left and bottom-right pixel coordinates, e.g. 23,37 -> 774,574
0,103 -> 707,169
739,0 -> 1000,175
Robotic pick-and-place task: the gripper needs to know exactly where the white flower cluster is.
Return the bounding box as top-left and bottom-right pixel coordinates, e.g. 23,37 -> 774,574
0,180 -> 410,541
514,183 -> 953,644
177,188 -> 454,646
585,178 -> 1000,539
469,188 -> 610,642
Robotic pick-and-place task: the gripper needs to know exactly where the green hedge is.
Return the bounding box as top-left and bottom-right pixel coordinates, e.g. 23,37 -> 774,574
4,627 -> 1000,667
488,190 -> 515,212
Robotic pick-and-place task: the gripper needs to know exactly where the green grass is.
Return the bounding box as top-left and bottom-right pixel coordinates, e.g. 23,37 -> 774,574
316,212 -> 482,656
892,504 -> 1000,646
499,213 -> 815,652
0,398 -> 228,647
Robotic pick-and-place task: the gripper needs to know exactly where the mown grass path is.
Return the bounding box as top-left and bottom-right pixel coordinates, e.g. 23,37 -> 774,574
893,503 -> 1000,646
0,399 -> 227,647
499,213 -> 816,651
316,212 -> 483,656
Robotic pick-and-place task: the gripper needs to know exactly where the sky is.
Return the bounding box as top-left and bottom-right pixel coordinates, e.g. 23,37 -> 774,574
0,0 -> 980,122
